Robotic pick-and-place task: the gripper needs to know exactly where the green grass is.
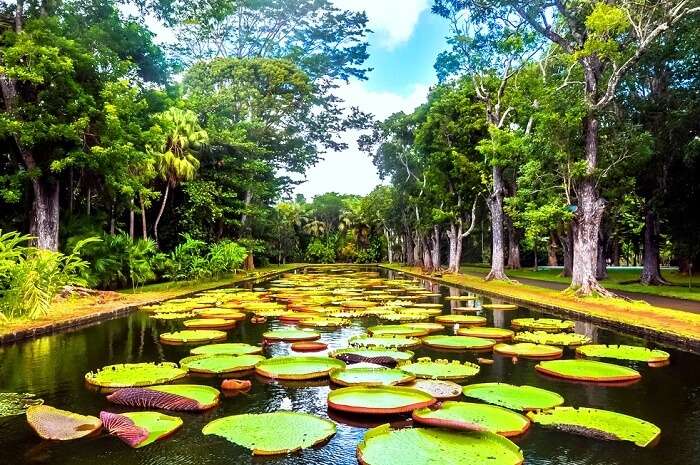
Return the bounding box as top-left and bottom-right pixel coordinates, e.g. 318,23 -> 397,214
460,265 -> 700,302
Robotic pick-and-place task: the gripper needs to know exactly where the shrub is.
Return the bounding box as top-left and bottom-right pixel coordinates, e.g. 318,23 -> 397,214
208,240 -> 248,276
305,238 -> 336,263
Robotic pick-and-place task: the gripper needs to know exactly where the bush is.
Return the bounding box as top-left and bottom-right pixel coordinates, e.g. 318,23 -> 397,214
208,240 -> 248,276
164,235 -> 248,281
305,238 -> 336,263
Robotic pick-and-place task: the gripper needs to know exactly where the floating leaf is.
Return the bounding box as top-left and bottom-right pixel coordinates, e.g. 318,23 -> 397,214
26,405 -> 102,441
349,335 -> 421,349
536,360 -> 641,383
327,386 -> 435,414
190,343 -> 262,356
493,343 -> 563,360
107,384 -> 220,411
400,358 -> 480,380
194,309 -> 246,320
401,322 -> 444,333
160,330 -> 227,345
330,367 -> 415,386
255,356 -> 345,380
434,315 -> 487,325
298,317 -> 350,328
406,379 -> 463,399
576,345 -> 670,364
183,318 -> 237,330
421,335 -> 496,351
527,407 -> 660,447
511,318 -> 575,332
412,401 -> 530,437
330,348 -> 414,363
100,411 -> 182,448
514,331 -> 591,346
0,392 -> 43,417
85,363 -> 186,388
262,329 -> 320,341
357,425 -> 524,465
462,383 -> 564,411
368,325 -> 429,337
180,354 -> 266,374
457,327 -> 514,340
482,304 -> 518,310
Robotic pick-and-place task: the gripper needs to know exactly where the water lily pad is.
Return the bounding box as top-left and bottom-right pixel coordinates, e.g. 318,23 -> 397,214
0,392 -> 43,417
405,380 -> 463,399
106,385 -> 220,411
202,411 -> 336,455
434,315 -> 487,325
327,386 -> 435,414
100,411 -> 182,448
462,383 -> 564,411
85,363 -> 187,388
298,317 -> 350,328
357,425 -> 524,465
262,329 -> 321,341
401,358 -> 480,380
511,318 -> 575,332
194,308 -> 246,320
576,345 -> 670,364
330,348 -> 414,363
150,312 -> 196,320
412,401 -> 530,436
183,318 -> 237,330
536,360 -> 641,383
369,325 -> 429,337
190,343 -> 262,356
482,304 -> 518,310
349,335 -> 421,349
255,356 -> 345,380
330,367 -> 415,386
180,354 -> 266,374
514,331 -> 591,346
402,322 -> 444,333
422,335 -> 496,351
445,295 -> 476,301
493,343 -> 563,360
26,405 -> 102,441
160,330 -> 227,345
377,312 -> 432,322
527,407 -> 660,447
291,341 -> 328,352
457,327 -> 514,340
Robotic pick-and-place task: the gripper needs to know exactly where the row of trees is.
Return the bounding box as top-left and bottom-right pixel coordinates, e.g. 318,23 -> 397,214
358,0 -> 699,296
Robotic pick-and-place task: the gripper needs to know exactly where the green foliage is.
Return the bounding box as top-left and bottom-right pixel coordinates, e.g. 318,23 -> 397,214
208,241 -> 248,276
164,235 -> 248,281
305,238 -> 336,264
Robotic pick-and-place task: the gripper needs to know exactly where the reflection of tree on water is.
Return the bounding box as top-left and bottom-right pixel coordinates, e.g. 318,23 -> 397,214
575,321 -> 598,343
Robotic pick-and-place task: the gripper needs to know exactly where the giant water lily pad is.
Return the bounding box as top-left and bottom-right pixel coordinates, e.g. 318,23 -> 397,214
202,412 -> 336,455
160,330 -> 227,345
445,295 -> 476,301
85,363 -> 187,388
511,318 -> 575,332
357,425 -> 524,465
190,343 -> 262,356
576,345 -> 670,364
406,379 -> 463,399
458,327 -> 514,340
298,317 -> 350,328
536,360 -> 641,383
350,335 -> 421,349
402,322 -> 444,333
494,343 -> 563,360
100,411 -> 183,448
26,405 -> 102,441
180,354 -> 266,374
527,407 -> 660,447
422,335 -> 496,351
107,384 -> 220,411
194,308 -> 246,320
0,392 -> 43,417
412,401 -> 530,437
327,386 -> 435,414
514,331 -> 591,347
330,348 -> 414,363
434,315 -> 487,326
400,358 -> 480,380
183,318 -> 237,330
368,325 -> 429,337
482,304 -> 518,310
462,383 -> 564,411
262,329 -> 320,342
330,367 -> 415,386
255,356 -> 345,380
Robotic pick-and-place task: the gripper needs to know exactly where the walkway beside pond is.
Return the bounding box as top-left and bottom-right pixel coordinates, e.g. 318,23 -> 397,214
382,264 -> 700,352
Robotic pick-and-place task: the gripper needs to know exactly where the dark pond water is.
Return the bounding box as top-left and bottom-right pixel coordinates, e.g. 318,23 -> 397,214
1,267 -> 699,465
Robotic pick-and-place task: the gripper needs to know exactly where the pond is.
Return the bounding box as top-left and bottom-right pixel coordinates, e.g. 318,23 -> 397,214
1,266 -> 699,465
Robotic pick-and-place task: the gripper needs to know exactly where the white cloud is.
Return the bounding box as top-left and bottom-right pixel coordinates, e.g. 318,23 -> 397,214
333,0 -> 430,49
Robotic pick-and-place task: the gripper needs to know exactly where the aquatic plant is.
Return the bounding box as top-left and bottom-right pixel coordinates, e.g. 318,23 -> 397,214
462,383 -> 565,411
106,385 -> 220,411
26,405 -> 102,441
412,401 -> 530,437
327,386 -> 435,414
100,411 -> 183,448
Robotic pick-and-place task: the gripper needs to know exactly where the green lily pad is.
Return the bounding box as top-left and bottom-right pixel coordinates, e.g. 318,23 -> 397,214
327,386 -> 435,414
422,335 -> 496,351
183,318 -> 237,330
180,354 -> 266,374
298,317 -> 350,327
406,380 -> 463,399
511,318 -> 575,332
85,363 -> 187,388
368,325 -> 429,337
255,356 -> 346,380
27,405 -> 102,441
106,384 -> 220,411
190,343 -> 262,356
400,358 -> 480,380
330,348 -> 414,362
514,331 -> 591,346
457,327 -> 514,340
349,335 -> 421,349
160,330 -> 227,345
493,343 -> 563,360
357,425 -> 524,465
100,411 -> 183,448
536,360 -> 641,383
462,383 -> 564,411
150,312 -> 196,320
402,322 -> 444,333
377,312 -> 432,322
0,393 -> 43,417
202,411 -> 336,455
412,401 -> 530,436
434,315 -> 487,325
527,407 -> 661,447
482,304 -> 518,310
262,329 -> 321,341
576,345 -> 670,364
330,367 -> 415,386
445,295 -> 476,301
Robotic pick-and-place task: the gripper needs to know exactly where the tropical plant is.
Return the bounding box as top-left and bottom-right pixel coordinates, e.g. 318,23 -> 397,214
208,241 -> 248,276
305,238 -> 336,264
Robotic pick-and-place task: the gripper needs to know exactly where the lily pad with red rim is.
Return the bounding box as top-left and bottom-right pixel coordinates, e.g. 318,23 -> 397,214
194,308 -> 246,320
412,401 -> 530,437
179,354 -> 266,374
494,342 -> 563,360
255,356 -> 346,380
457,327 -> 514,341
183,318 -> 237,330
405,379 -> 463,399
511,318 -> 575,332
434,315 -> 487,326
422,335 -> 496,351
202,411 -> 336,455
85,362 -> 187,388
100,411 -> 183,448
368,325 -> 429,337
349,335 -> 421,349
190,343 -> 262,356
327,386 -> 435,414
26,405 -> 102,441
400,358 -> 480,380
106,384 -> 220,411
462,383 -> 564,411
329,367 -> 415,386
401,322 -> 444,333
535,359 -> 641,383
514,331 -> 591,347
330,348 -> 415,363
262,329 -> 321,342
160,330 -> 227,345
575,344 -> 670,365
482,303 -> 518,310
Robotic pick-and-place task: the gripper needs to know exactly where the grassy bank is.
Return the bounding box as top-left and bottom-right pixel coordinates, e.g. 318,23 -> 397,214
383,264 -> 700,349
460,265 -> 700,302
0,264 -> 299,343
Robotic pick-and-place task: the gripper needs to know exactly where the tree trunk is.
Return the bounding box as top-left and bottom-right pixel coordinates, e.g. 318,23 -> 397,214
421,235 -> 433,272
559,227 -> 574,277
505,216 -> 521,269
611,240 -> 621,266
447,222 -> 462,273
547,233 -> 559,266
596,230 -> 608,280
403,230 -> 413,265
384,227 -> 393,263
431,225 -> 441,270
240,190 -> 252,233
29,178 -> 60,251
485,166 -> 508,281
640,209 -> 668,285
244,253 -> 255,270
571,178 -> 609,295
86,186 -> 92,216
139,194 -> 148,240
129,199 -> 135,240
413,232 -> 422,268
153,183 -> 170,246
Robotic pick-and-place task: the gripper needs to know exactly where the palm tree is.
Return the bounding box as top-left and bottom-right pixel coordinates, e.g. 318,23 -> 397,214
303,219 -> 327,238
152,108 -> 208,245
